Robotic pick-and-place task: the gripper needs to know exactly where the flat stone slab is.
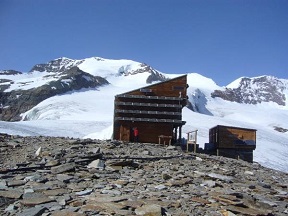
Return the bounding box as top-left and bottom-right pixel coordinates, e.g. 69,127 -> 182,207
16,206 -> 47,216
43,188 -> 69,196
0,180 -> 7,189
135,204 -> 164,216
51,163 -> 76,174
50,210 -> 85,216
7,180 -> 27,187
0,189 -> 23,199
21,192 -> 54,206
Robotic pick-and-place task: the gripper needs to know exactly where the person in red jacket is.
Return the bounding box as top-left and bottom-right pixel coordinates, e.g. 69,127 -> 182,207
133,127 -> 139,142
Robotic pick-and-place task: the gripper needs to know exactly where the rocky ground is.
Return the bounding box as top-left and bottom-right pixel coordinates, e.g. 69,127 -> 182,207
0,133 -> 287,216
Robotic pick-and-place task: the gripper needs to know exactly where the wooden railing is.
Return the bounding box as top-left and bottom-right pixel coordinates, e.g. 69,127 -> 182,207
115,109 -> 181,116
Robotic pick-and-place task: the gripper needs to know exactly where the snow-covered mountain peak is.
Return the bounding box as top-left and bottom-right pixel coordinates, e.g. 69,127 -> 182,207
77,57 -> 137,78
212,75 -> 287,106
228,75 -> 284,88
77,57 -> 167,84
91,56 -> 105,61
28,56 -> 166,84
29,57 -> 82,73
227,77 -> 245,89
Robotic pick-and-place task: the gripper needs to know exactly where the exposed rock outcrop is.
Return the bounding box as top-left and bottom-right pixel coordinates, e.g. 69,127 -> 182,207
29,57 -> 83,73
211,76 -> 287,106
136,63 -> 168,84
0,70 -> 22,93
0,70 -> 22,75
118,63 -> 168,84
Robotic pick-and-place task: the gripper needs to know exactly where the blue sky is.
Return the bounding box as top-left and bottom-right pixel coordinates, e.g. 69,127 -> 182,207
1,0 -> 287,86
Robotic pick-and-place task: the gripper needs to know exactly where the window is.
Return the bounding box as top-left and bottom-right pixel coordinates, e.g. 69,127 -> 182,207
140,88 -> 152,93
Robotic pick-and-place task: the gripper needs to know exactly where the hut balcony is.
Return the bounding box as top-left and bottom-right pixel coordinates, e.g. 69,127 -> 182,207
115,94 -> 187,107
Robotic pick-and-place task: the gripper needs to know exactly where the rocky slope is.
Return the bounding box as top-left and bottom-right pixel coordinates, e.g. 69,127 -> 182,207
29,57 -> 84,73
0,134 -> 287,216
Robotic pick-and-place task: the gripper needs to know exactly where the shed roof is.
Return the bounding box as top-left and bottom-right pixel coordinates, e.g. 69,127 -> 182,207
211,125 -> 257,132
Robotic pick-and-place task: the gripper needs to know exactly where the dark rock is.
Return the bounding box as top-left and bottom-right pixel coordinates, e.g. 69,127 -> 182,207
56,174 -> 73,183
258,182 -> 272,189
16,206 -> 47,216
29,57 -> 81,73
43,188 -> 69,196
0,70 -> 22,75
21,192 -> 54,206
51,163 -> 76,174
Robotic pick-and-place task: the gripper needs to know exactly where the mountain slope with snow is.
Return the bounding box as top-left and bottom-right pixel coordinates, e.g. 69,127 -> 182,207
0,57 -> 166,121
1,57 -> 166,92
1,57 -> 288,173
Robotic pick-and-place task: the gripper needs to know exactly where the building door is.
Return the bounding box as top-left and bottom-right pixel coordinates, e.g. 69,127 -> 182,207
120,125 -> 130,141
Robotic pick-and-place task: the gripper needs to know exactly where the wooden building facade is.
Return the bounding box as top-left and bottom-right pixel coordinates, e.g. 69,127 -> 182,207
113,75 -> 188,144
208,125 -> 257,162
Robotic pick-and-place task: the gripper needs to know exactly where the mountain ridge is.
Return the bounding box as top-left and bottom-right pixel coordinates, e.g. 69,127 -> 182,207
212,75 -> 287,106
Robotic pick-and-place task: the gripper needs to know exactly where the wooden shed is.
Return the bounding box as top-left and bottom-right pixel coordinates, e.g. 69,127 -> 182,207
113,75 -> 188,144
208,125 -> 256,162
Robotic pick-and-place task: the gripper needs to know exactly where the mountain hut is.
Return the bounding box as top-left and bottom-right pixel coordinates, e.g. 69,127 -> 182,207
113,75 -> 188,144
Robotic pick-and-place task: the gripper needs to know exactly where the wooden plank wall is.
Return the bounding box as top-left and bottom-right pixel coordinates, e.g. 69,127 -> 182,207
114,121 -> 173,144
218,126 -> 256,149
209,126 -> 256,149
128,75 -> 187,98
137,122 -> 173,144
